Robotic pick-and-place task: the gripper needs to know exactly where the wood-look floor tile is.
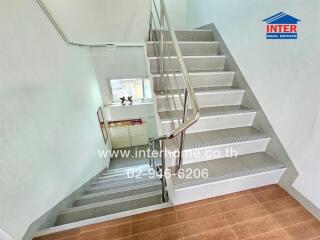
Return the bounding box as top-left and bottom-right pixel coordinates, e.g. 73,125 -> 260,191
131,224 -> 183,240
231,215 -> 279,239
80,217 -> 131,233
272,206 -> 314,227
132,212 -> 178,235
224,204 -> 269,225
218,194 -> 258,212
179,214 -> 228,238
262,196 -> 300,214
131,207 -> 175,222
244,229 -> 290,240
174,197 -> 218,211
176,202 -> 221,223
34,229 -> 80,240
253,187 -> 288,203
183,227 -> 237,240
213,190 -> 252,202
284,219 -> 320,240
250,185 -> 280,193
79,222 -> 131,240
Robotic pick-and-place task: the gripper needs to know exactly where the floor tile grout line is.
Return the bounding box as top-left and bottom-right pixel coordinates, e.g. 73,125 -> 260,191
223,214 -> 239,240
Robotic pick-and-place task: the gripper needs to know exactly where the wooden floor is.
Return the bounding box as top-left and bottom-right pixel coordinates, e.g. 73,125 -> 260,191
35,185 -> 320,240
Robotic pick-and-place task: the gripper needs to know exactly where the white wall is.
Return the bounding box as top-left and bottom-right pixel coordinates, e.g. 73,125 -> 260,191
42,0 -> 150,44
91,46 -> 158,139
0,1 -> 109,239
170,0 -> 320,209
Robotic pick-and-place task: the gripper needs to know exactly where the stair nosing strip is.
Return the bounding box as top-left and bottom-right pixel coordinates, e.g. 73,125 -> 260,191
59,190 -> 162,215
149,55 -> 226,60
81,181 -> 161,200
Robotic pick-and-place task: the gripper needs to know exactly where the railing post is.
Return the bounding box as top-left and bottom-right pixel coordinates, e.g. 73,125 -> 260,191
160,2 -> 165,92
160,139 -> 166,202
177,89 -> 188,171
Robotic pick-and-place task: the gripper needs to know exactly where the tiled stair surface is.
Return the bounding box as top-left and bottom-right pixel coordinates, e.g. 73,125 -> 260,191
55,165 -> 162,226
147,29 -> 286,193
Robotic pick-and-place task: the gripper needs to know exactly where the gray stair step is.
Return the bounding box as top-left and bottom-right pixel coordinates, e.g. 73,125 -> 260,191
151,30 -> 214,42
56,191 -> 162,226
92,175 -> 159,189
170,152 -> 285,189
159,105 -> 256,134
147,41 -> 219,57
165,127 -> 271,166
97,168 -> 150,182
100,165 -> 150,178
74,181 -> 162,207
101,164 -> 150,175
156,87 -> 245,112
149,55 -> 226,73
152,71 -> 235,91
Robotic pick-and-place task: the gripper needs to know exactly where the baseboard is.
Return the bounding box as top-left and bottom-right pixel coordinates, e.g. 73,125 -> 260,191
22,167 -> 107,240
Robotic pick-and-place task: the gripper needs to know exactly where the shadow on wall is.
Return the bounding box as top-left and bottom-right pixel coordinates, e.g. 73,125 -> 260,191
0,229 -> 13,240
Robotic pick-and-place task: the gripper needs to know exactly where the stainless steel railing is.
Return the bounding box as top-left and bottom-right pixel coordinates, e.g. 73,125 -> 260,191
148,0 -> 200,202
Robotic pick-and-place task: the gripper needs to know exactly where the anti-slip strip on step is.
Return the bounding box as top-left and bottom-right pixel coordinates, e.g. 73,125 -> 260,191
159,105 -> 256,122
92,177 -> 159,189
101,165 -> 150,176
149,55 -> 226,60
155,86 -> 240,96
152,71 -> 235,77
183,133 -> 270,150
59,190 -> 162,215
82,181 -> 162,199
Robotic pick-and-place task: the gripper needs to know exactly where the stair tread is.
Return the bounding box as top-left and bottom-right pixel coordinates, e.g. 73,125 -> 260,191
59,190 -> 162,214
171,152 -> 285,189
166,126 -> 269,150
155,86 -> 244,97
159,105 -> 255,121
149,55 -> 226,59
83,181 -> 161,199
92,176 -> 159,189
152,70 -> 235,77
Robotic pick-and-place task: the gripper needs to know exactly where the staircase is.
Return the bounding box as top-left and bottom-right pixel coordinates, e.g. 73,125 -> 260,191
54,164 -> 163,225
146,28 -> 286,205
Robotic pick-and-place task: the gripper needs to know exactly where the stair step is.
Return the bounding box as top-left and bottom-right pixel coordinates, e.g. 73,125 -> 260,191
152,71 -> 235,91
100,165 -> 150,178
56,191 -> 162,225
147,41 -> 219,57
151,30 -> 214,42
88,175 -> 156,194
165,127 -> 270,166
98,168 -> 150,181
149,56 -> 226,73
156,87 -> 244,112
170,152 -> 285,189
75,181 -> 162,207
160,105 -> 256,134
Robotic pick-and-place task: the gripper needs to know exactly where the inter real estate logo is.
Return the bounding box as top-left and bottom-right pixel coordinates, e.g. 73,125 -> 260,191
262,12 -> 301,39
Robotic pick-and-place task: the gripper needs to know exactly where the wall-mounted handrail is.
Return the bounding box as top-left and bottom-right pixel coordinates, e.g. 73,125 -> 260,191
36,0 -> 144,47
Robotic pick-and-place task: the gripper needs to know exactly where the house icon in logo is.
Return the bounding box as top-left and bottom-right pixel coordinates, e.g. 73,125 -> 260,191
262,12 -> 301,39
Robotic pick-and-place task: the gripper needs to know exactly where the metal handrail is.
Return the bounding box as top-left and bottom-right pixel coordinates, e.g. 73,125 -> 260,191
148,0 -> 200,202
36,0 -> 143,47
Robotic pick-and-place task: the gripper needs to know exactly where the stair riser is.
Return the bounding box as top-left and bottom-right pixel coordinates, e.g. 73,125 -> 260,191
149,56 -> 226,73
156,90 -> 244,112
147,42 -> 219,57
56,194 -> 162,225
74,185 -> 162,207
166,138 -> 270,167
92,178 -> 158,189
153,72 -> 234,91
151,30 -> 214,42
161,112 -> 256,135
168,169 -> 285,205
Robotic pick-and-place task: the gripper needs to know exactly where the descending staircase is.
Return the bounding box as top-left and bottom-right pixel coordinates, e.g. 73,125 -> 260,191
146,29 -> 286,205
55,165 -> 162,225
